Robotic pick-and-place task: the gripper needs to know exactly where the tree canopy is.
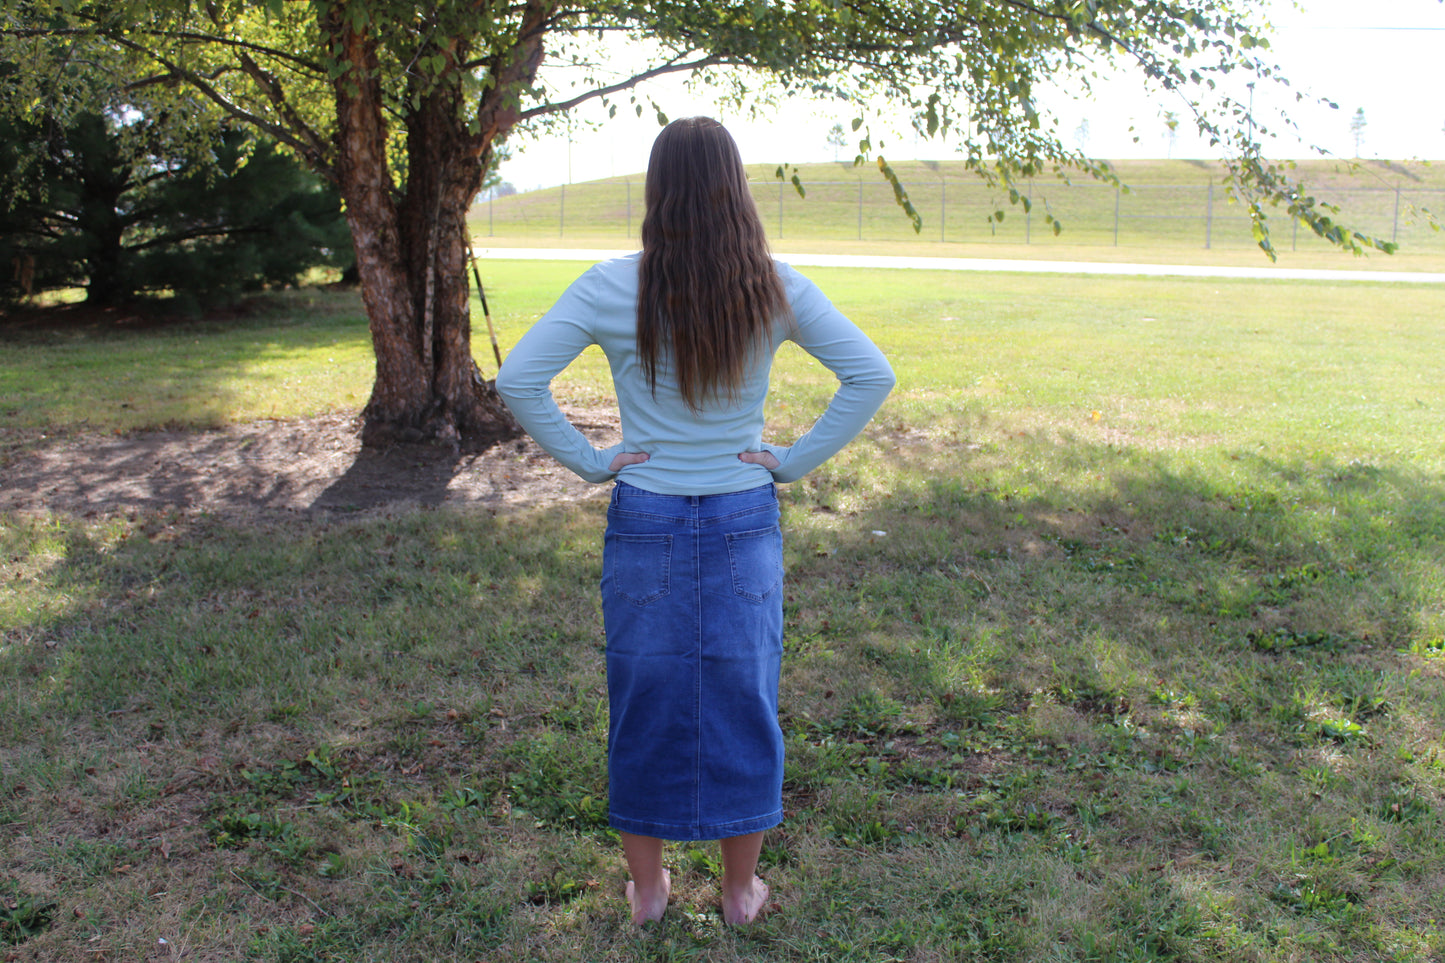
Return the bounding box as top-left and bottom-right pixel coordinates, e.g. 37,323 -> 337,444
1,0 -> 1395,445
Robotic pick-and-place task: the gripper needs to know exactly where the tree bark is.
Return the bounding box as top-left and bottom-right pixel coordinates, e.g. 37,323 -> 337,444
324,6 -> 519,449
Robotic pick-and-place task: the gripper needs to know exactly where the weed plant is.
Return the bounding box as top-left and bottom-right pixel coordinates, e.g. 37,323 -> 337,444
2,267 -> 1443,960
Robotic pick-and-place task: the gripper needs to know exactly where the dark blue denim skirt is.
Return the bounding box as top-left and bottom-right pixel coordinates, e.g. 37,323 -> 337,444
601,480 -> 785,840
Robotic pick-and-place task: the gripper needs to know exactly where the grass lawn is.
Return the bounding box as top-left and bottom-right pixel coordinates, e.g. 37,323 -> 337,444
2,265 -> 1444,961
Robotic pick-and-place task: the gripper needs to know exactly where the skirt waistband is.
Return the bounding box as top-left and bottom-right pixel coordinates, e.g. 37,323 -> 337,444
610,479 -> 776,520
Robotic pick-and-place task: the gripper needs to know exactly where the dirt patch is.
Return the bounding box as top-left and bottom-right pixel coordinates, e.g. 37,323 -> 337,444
0,408 -> 621,517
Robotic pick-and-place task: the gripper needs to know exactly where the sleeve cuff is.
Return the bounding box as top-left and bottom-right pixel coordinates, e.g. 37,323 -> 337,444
761,443 -> 796,483
587,442 -> 626,482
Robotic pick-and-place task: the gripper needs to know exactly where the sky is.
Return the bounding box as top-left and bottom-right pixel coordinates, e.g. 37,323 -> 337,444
496,0 -> 1444,191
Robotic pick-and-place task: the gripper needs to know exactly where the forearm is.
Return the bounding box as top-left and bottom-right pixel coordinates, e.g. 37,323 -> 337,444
764,366 -> 895,482
493,268 -> 622,483
494,380 -> 622,483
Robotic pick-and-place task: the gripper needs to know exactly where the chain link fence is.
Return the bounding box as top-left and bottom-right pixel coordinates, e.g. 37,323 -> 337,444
476,177 -> 1445,254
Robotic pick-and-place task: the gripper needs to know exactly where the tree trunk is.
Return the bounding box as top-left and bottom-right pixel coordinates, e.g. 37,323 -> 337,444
75,119 -> 131,307
325,9 -> 519,450
82,204 -> 127,307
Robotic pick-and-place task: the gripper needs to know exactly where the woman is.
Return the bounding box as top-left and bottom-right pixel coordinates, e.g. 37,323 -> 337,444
495,117 -> 894,925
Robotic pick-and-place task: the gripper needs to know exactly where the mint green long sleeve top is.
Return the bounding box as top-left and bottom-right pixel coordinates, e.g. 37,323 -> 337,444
494,253 -> 895,495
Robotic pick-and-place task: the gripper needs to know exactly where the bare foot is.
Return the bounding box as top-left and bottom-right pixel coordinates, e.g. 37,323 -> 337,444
721,876 -> 770,926
624,869 -> 670,925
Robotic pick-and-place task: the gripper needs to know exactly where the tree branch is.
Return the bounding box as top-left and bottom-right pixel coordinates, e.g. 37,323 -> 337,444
126,222 -> 267,252
75,21 -> 326,75
237,51 -> 332,170
517,53 -> 725,121
95,29 -> 336,180
471,0 -> 557,149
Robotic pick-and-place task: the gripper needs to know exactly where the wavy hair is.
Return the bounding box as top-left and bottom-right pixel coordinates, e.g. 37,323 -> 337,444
637,117 -> 788,410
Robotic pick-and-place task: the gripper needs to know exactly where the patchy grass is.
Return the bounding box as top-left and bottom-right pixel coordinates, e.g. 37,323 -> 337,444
2,267 -> 1444,960
0,290 -> 372,433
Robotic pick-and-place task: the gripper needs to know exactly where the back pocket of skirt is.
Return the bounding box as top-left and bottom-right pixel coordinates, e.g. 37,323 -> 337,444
607,533 -> 673,605
725,526 -> 783,603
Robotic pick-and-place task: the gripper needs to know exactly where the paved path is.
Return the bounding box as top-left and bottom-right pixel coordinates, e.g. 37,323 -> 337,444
474,247 -> 1445,284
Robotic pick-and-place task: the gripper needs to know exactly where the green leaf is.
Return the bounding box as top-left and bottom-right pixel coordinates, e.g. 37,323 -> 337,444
876,156 -> 922,233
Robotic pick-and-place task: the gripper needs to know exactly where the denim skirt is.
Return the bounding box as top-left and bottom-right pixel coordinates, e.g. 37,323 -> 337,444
601,480 -> 785,840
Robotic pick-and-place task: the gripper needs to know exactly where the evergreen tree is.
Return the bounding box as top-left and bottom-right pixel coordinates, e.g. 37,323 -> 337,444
1,108 -> 351,307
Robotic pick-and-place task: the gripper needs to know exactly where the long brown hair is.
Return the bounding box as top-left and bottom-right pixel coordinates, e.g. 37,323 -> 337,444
637,117 -> 788,410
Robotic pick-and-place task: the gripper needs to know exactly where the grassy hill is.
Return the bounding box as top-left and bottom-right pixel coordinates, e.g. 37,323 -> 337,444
469,157 -> 1445,268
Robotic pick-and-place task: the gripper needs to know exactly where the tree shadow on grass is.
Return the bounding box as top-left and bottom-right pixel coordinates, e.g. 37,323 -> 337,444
776,435 -> 1444,959
787,435 -> 1445,751
0,290 -> 371,434
2,430 -> 1443,960
0,499 -> 614,956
